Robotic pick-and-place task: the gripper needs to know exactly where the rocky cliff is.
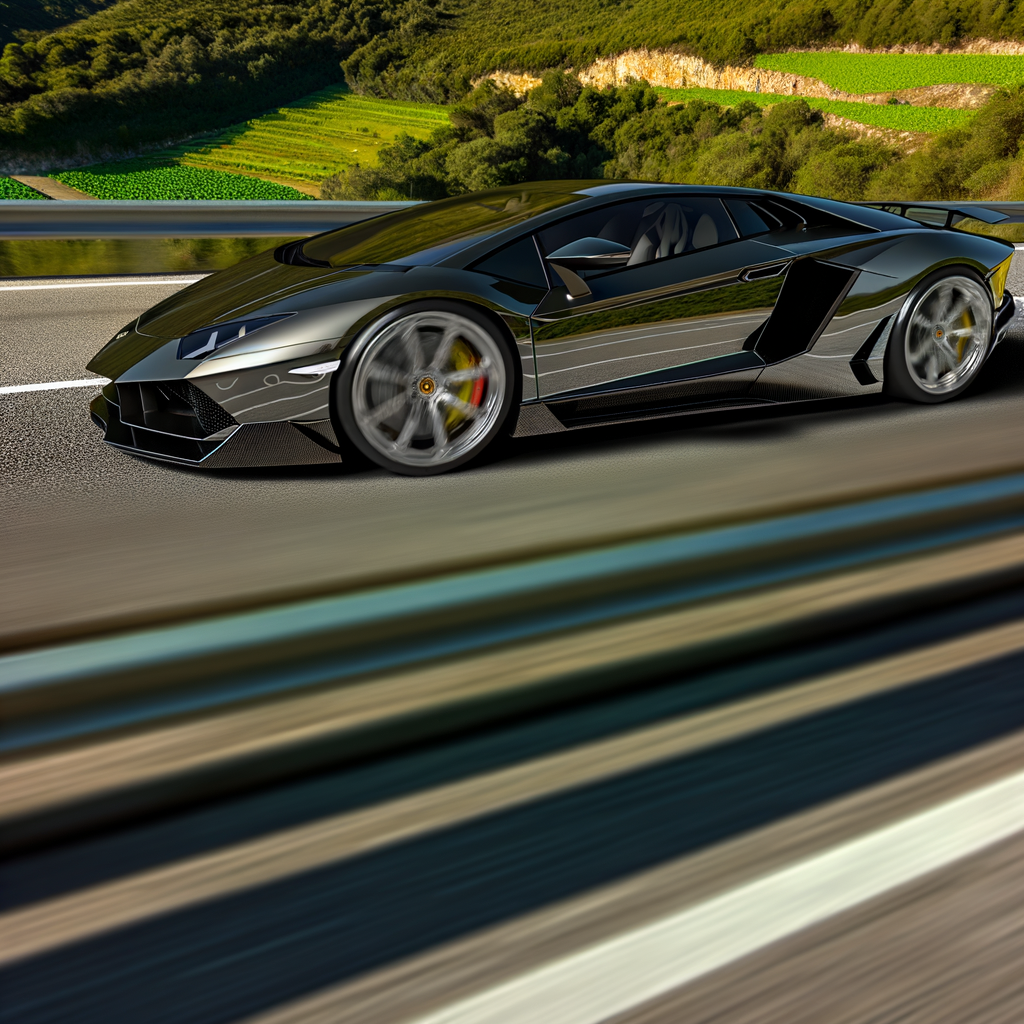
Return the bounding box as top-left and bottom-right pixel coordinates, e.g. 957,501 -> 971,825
480,46 -> 1012,109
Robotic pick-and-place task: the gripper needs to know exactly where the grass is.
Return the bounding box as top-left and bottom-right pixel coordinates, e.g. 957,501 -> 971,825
0,177 -> 49,200
167,86 -> 449,189
51,165 -> 313,201
655,87 -> 974,133
754,54 -> 1024,94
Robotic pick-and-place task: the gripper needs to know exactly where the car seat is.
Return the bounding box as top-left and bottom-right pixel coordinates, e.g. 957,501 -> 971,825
691,213 -> 718,249
628,203 -> 689,265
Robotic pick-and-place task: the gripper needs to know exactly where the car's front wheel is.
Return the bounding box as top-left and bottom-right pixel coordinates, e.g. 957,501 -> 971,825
885,269 -> 993,403
336,303 -> 517,476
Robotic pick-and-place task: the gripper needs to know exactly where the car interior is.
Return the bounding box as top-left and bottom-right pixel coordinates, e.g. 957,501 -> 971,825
538,197 -> 741,278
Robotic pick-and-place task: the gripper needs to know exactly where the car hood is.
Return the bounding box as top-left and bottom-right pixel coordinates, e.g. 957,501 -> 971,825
87,248 -> 415,379
135,247 -> 345,338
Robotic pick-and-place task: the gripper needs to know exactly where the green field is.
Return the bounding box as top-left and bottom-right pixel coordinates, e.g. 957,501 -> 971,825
52,165 -> 312,201
754,53 -> 1024,94
0,177 -> 48,200
171,86 -> 449,188
655,87 -> 974,133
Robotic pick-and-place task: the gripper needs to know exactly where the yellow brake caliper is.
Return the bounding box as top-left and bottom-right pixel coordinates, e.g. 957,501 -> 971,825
444,338 -> 481,432
956,308 -> 974,362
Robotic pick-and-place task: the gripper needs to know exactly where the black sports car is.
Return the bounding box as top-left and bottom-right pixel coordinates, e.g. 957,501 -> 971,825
88,181 -> 1017,476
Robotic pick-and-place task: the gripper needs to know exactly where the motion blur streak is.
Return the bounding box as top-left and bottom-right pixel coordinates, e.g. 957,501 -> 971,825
5,616 -> 1023,967
5,528 -> 1024,839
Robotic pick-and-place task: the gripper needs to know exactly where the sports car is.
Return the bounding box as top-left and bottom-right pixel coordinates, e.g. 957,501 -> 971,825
88,181 -> 1017,476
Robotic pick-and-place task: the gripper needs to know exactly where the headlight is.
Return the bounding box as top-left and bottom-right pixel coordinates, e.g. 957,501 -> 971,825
989,254 -> 1013,304
177,314 -> 294,360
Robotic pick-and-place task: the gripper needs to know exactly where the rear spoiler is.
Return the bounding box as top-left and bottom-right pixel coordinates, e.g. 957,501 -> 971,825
856,201 -> 1011,228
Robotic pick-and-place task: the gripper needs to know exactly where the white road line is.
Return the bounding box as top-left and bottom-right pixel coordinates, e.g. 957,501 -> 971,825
0,276 -> 205,291
1,378 -> 110,394
406,768 -> 1024,1024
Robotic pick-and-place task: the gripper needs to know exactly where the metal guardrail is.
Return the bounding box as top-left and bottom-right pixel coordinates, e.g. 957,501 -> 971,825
1,199 -> 1023,239
4,470 -> 1024,850
0,200 -> 417,238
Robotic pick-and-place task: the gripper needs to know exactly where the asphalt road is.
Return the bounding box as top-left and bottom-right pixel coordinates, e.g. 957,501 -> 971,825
3,273 -> 1024,649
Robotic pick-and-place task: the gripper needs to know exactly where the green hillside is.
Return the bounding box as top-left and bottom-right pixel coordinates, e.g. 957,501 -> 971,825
353,0 -> 1024,98
317,73 -> 1024,217
0,0 -> 114,49
0,0 -> 418,157
5,0 -> 1024,159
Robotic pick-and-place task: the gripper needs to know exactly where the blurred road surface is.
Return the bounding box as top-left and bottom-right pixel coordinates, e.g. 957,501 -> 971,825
2,588 -> 1024,1023
2,274 -> 1024,649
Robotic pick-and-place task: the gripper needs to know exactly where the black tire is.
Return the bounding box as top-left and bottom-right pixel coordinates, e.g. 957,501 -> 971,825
885,267 -> 994,404
334,300 -> 519,476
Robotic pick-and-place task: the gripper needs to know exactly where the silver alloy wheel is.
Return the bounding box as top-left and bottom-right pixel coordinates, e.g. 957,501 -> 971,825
904,275 -> 992,395
350,310 -> 508,469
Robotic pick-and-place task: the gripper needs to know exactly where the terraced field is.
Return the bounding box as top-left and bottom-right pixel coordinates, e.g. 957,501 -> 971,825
41,87 -> 450,201
171,86 -> 449,189
754,53 -> 1024,94
655,87 -> 975,133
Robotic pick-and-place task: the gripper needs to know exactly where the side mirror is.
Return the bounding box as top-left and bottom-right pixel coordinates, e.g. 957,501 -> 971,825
544,237 -> 631,269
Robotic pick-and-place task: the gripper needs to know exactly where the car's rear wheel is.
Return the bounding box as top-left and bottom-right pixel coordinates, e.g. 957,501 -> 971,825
886,269 -> 993,403
336,303 -> 516,476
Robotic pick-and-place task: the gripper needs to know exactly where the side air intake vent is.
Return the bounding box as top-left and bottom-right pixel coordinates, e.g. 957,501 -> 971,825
754,260 -> 859,365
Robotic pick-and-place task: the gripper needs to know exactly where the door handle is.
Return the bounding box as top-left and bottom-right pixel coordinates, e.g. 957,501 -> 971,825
741,262 -> 789,283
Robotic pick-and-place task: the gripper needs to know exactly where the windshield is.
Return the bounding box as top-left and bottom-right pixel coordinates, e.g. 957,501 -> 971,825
301,185 -> 588,268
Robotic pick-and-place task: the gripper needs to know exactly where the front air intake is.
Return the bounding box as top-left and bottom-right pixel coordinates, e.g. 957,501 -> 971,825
116,381 -> 237,439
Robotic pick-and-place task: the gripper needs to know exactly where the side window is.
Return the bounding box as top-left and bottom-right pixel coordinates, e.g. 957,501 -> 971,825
725,196 -> 860,237
470,236 -> 549,289
723,199 -> 778,238
537,197 -> 738,278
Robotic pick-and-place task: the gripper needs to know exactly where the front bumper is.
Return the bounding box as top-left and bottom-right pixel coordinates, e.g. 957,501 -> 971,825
90,381 -> 342,468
